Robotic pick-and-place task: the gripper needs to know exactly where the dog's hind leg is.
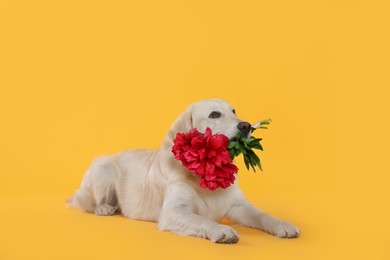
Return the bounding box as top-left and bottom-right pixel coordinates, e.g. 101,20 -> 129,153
71,156 -> 119,216
90,157 -> 119,216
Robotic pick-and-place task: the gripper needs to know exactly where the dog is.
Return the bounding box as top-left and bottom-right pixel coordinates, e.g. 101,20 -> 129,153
69,99 -> 300,243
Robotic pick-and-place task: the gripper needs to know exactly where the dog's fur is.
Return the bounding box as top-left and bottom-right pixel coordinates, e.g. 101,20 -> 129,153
69,99 -> 300,243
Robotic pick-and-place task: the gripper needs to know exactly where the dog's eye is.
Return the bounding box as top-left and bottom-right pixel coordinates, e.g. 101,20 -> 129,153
209,111 -> 221,119
232,109 -> 236,114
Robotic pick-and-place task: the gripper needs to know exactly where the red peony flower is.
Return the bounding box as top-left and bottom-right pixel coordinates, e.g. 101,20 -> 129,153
172,128 -> 238,191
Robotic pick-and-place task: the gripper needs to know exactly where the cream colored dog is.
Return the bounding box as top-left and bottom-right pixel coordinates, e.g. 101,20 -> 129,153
69,99 -> 300,243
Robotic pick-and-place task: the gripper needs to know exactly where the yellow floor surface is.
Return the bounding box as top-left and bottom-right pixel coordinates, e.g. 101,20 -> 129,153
1,191 -> 389,259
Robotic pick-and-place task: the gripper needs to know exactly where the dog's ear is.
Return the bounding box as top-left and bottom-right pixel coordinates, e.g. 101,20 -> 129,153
174,109 -> 193,133
182,110 -> 193,131
163,108 -> 193,149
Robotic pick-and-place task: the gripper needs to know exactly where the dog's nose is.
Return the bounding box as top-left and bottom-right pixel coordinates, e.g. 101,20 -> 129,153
237,122 -> 251,136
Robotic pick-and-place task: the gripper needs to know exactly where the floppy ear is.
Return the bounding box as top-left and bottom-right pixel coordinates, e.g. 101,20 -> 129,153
162,108 -> 193,149
179,110 -> 193,131
172,109 -> 193,134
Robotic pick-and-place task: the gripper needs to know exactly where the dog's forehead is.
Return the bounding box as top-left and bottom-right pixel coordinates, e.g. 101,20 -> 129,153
191,99 -> 233,113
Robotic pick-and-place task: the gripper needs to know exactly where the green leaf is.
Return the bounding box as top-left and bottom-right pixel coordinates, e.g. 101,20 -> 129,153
246,149 -> 263,172
250,141 -> 263,150
246,149 -> 256,159
258,159 -> 263,171
249,138 -> 262,144
239,146 -> 247,154
252,153 -> 261,167
260,118 -> 272,125
229,148 -> 235,159
249,159 -> 256,172
228,141 -> 236,149
251,144 -> 263,150
244,137 -> 255,144
249,138 -> 263,151
243,154 -> 250,170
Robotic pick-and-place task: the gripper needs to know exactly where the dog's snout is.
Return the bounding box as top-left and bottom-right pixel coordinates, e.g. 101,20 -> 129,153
237,122 -> 251,136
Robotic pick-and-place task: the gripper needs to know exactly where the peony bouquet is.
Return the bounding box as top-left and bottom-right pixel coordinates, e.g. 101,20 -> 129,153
172,118 -> 271,191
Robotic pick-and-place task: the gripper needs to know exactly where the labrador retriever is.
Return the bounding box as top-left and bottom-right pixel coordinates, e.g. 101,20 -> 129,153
69,99 -> 300,243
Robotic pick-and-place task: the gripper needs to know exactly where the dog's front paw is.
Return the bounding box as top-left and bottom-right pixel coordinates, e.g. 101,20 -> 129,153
268,220 -> 300,238
208,225 -> 239,244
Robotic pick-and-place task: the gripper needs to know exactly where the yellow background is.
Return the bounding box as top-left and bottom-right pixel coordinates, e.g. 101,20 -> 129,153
1,0 -> 389,259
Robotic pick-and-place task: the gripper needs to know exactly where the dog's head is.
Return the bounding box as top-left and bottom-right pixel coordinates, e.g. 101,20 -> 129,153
172,99 -> 251,140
